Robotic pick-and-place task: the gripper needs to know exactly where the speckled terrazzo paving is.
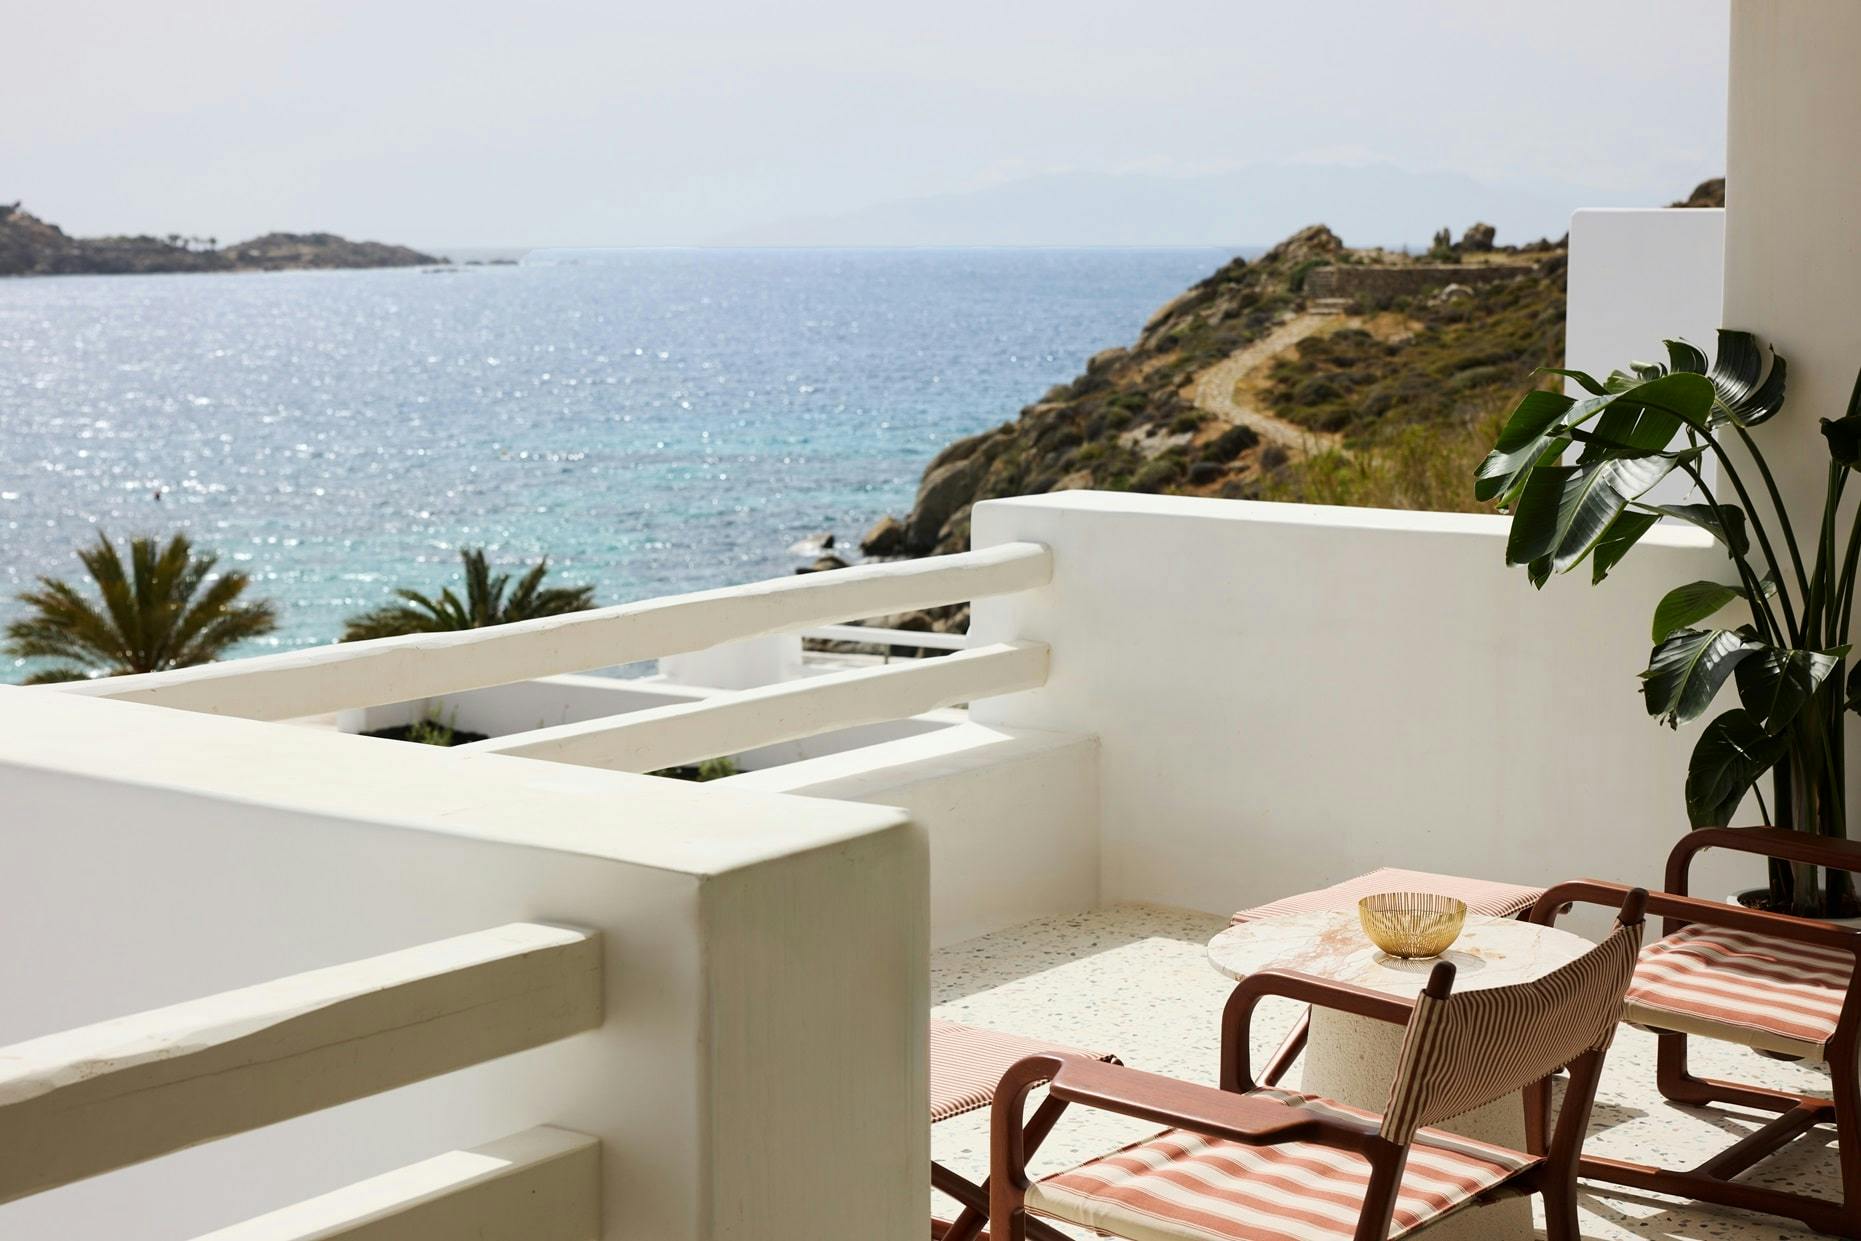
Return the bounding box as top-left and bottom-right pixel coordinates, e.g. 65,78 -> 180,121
930,903 -> 1844,1240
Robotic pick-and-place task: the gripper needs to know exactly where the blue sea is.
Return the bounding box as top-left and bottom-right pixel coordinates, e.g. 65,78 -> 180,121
0,248 -> 1232,662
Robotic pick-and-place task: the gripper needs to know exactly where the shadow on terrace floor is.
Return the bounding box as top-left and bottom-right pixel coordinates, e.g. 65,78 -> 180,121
930,903 -> 1842,1241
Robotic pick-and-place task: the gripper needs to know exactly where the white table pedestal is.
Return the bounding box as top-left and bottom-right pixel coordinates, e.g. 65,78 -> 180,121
1298,1008 -> 1530,1240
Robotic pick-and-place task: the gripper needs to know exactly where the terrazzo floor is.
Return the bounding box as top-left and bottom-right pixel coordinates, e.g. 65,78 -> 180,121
930,903 -> 1845,1240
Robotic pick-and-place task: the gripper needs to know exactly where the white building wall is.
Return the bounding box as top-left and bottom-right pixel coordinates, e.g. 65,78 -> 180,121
969,492 -> 1755,917
1723,1 -> 1861,836
1566,206 -> 1726,507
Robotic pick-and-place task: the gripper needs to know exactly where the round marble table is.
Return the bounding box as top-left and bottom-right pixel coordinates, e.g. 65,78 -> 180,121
1208,909 -> 1592,1240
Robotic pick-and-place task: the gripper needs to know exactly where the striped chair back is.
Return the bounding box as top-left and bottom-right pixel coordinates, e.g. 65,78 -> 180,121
1378,915 -> 1644,1143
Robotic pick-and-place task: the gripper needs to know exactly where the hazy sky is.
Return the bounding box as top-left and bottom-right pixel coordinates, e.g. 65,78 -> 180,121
6,0 -> 1729,248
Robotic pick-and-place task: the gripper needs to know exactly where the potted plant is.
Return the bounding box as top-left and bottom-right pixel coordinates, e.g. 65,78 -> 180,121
1477,329 -> 1861,918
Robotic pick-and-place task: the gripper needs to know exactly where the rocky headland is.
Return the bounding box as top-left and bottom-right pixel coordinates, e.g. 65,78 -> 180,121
0,203 -> 444,276
837,178 -> 1725,640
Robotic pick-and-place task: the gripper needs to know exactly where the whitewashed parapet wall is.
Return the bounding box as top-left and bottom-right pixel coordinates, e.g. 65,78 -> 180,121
0,689 -> 927,1241
967,491 -> 1750,915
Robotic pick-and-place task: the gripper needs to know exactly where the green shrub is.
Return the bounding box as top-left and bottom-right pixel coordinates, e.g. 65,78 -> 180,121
1130,457 -> 1183,493
1292,376 -> 1344,406
1170,410 -> 1209,435
1201,424 -> 1260,461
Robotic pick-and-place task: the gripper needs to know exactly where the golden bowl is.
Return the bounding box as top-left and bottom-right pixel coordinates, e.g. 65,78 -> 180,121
1358,892 -> 1467,959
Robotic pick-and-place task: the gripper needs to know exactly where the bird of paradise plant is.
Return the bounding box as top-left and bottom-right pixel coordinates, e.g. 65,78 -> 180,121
1478,329 -> 1861,917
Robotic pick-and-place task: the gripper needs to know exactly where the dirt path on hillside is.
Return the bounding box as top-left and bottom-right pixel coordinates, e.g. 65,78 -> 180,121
1186,313 -> 1345,455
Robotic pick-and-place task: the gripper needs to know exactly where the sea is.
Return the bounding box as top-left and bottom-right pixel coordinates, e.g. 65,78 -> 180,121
0,247 -> 1235,664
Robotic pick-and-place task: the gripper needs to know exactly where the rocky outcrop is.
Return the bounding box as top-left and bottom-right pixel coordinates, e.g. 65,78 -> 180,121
860,515 -> 905,556
876,218 -> 1536,566
1458,222 -> 1497,251
219,233 -> 441,271
904,452 -> 988,553
1672,178 -> 1725,209
0,205 -> 443,277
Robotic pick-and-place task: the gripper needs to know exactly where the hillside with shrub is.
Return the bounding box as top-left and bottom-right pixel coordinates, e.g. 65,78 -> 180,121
860,180 -> 1723,572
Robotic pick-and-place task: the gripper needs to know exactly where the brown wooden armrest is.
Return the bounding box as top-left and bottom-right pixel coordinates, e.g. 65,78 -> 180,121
1667,826 -> 1861,895
1046,1055 -> 1381,1150
1531,878 -> 1861,952
1221,969 -> 1414,1091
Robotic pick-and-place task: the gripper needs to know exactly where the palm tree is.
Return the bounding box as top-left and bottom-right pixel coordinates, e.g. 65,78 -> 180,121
5,532 -> 278,684
341,548 -> 595,641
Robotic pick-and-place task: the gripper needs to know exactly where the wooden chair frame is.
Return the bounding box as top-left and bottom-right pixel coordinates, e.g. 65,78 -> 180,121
988,890 -> 1645,1241
932,1040 -> 1122,1241
1529,826 -> 1861,1238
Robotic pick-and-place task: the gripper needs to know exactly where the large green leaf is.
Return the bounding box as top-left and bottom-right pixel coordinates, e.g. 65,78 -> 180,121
1536,367 -> 1609,396
1648,502 -> 1751,558
1664,339 -> 1709,375
1734,644 -> 1847,734
1706,329 -> 1787,427
1642,626 -> 1761,727
1547,455 -> 1682,573
1652,580 -> 1745,642
1476,390 -> 1576,505
1686,708 -> 1786,827
1592,510 -> 1661,584
1505,465 -> 1574,568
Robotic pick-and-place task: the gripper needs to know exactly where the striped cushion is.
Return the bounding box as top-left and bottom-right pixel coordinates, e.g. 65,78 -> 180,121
1625,924 -> 1853,1059
1030,1088 -> 1532,1241
929,1019 -> 1112,1124
1234,869 -> 1543,925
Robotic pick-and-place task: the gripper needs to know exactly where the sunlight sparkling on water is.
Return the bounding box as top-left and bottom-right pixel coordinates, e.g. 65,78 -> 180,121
0,247 -> 1228,659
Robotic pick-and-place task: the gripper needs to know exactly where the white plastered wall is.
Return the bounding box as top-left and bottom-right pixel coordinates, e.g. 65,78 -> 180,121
0,689 -> 927,1241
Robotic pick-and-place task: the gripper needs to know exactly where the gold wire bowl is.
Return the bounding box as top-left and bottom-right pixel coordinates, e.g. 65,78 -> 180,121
1358,892 -> 1468,959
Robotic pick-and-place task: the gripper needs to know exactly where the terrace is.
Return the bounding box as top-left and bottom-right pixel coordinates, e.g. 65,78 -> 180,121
3,6 -> 1859,1239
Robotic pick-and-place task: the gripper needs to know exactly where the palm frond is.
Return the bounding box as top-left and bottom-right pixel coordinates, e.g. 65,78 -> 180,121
341,548 -> 596,639
5,531 -> 277,680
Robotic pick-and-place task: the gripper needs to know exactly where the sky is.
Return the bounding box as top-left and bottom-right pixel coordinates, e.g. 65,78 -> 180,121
4,0 -> 1729,249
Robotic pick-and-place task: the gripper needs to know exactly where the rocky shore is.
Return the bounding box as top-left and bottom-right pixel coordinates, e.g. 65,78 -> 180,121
0,203 -> 443,276
842,178 -> 1725,640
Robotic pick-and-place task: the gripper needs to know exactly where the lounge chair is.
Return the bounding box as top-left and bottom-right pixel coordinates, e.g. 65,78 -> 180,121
1530,827 -> 1861,1237
1234,868 -> 1546,1085
988,888 -> 1647,1241
930,1019 -> 1118,1241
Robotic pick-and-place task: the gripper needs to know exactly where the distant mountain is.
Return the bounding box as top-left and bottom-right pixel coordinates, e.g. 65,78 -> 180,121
0,203 -> 444,277
716,164 -> 1617,250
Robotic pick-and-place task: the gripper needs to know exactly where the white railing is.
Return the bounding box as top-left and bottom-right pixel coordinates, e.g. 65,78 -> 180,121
196,1126 -> 597,1241
0,923 -> 603,1235
800,624 -> 969,653
466,641 -> 1046,772
44,543 -> 1053,781
52,542 -> 1050,723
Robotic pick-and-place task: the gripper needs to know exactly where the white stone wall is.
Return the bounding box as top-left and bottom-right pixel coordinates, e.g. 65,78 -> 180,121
0,690 -> 927,1241
969,492 -> 1758,917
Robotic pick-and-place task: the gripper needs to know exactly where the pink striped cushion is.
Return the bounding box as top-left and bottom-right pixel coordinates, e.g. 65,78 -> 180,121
929,1019 -> 1112,1124
1625,924 -> 1853,1059
1234,868 -> 1544,925
1030,1087 -> 1532,1241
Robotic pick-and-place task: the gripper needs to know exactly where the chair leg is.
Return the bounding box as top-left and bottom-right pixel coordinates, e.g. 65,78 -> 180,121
1832,1040 -> 1861,1230
1261,1010 -> 1311,1087
1578,1032 -> 1861,1239
1524,1076 -> 1551,1156
1540,1177 -> 1580,1241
